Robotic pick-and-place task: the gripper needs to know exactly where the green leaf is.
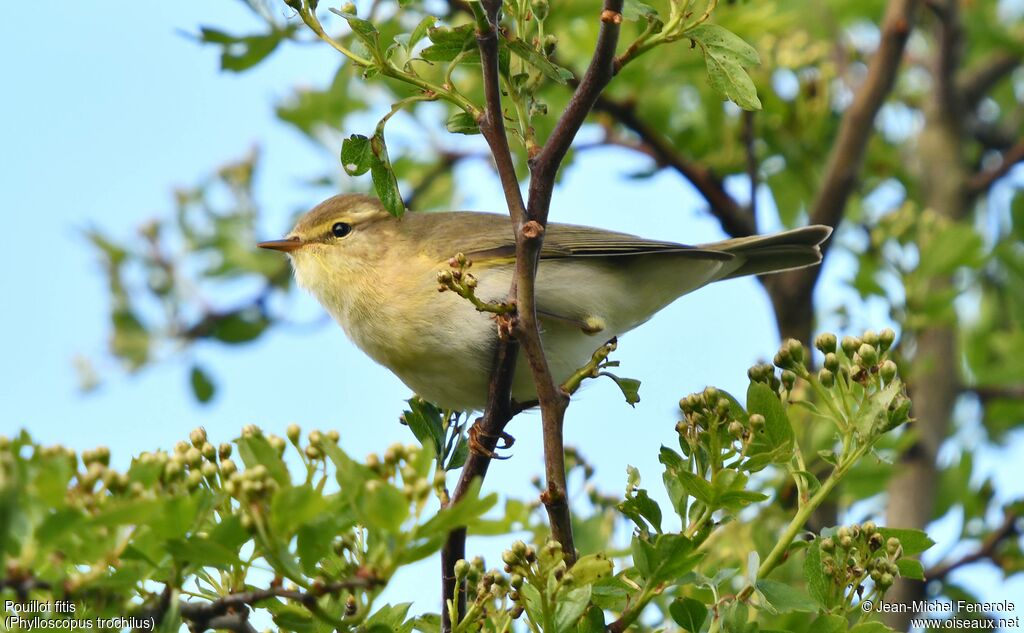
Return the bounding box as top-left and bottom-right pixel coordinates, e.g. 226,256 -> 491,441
503,36 -> 573,84
553,586 -> 592,631
166,536 -> 238,569
342,134 -> 374,176
849,623 -> 897,633
189,364 -> 216,403
209,310 -> 268,344
917,223 -> 984,276
209,514 -> 249,551
803,540 -> 828,607
369,133 -> 405,217
568,553 -> 614,586
876,527 -> 935,555
355,480 -> 409,531
421,24 -> 477,61
811,614 -> 851,630
686,24 -> 762,110
446,112 -> 481,135
896,557 -> 925,580
670,597 -> 708,633
404,397 -> 445,456
635,533 -> 702,584
602,372 -> 641,405
622,0 -> 659,22
756,579 -> 819,613
618,488 -> 663,533
746,382 -> 794,459
332,11 -> 381,58
199,27 -> 293,72
418,479 -> 497,537
578,605 -> 606,633
236,435 -> 290,485
677,470 -> 714,504
270,485 -> 327,536
407,15 -> 436,52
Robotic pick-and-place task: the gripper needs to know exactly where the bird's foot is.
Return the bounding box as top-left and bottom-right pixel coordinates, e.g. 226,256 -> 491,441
468,422 -> 515,460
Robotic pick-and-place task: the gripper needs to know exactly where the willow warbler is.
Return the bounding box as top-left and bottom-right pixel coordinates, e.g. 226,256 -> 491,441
259,194 -> 830,410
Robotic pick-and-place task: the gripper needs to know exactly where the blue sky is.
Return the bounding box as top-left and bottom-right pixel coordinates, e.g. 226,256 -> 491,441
2,0 -> 1021,624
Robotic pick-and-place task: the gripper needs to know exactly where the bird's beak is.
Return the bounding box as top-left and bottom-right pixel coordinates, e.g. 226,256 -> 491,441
258,237 -> 303,253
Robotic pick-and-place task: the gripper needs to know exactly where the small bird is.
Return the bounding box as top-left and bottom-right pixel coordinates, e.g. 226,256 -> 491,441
259,194 -> 830,411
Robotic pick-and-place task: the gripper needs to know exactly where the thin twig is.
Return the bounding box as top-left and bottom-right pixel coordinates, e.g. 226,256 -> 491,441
957,52 -> 1022,108
925,511 -> 1020,581
590,93 -> 756,237
968,139 -> 1024,194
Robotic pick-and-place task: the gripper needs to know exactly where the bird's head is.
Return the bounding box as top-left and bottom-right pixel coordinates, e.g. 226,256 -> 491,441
258,193 -> 399,299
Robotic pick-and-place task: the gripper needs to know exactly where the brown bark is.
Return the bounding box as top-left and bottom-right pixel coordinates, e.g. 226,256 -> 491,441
883,1 -> 968,627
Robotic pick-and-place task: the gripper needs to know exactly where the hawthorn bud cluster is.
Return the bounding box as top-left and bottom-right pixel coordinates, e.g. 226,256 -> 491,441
819,521 -> 903,600
676,386 -> 760,458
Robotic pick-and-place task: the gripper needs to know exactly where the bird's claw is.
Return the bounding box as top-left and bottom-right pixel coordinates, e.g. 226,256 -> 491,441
468,422 -> 515,460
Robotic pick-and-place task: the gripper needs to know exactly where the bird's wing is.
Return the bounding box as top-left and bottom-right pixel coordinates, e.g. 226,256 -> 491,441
417,212 -> 734,263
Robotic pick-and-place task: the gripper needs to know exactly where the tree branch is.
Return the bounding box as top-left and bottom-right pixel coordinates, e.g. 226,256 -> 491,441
808,0 -> 919,235
518,0 -> 625,563
589,94 -> 756,237
957,51 -> 1022,108
764,0 -> 920,343
925,510 -> 1021,581
968,139 -> 1024,194
440,3 -> 527,631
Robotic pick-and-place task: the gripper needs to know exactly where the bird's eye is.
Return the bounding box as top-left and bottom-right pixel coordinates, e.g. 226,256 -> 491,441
331,222 -> 352,238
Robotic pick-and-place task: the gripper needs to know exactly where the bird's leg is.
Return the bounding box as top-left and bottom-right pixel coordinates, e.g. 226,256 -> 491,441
467,420 -> 516,459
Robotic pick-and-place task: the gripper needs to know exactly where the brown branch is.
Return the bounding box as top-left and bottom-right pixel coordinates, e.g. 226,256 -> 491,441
440,3 -> 526,631
176,577 -> 379,631
764,0 -> 920,343
925,510 -> 1020,581
973,384 -> 1024,403
590,94 -> 756,237
957,51 -> 1022,108
808,0 -> 920,235
968,139 -> 1024,194
518,0 -> 625,563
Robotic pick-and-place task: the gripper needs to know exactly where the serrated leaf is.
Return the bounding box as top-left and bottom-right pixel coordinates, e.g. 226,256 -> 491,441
341,134 -> 373,176
876,527 -> 935,555
686,24 -> 761,110
421,24 -> 476,61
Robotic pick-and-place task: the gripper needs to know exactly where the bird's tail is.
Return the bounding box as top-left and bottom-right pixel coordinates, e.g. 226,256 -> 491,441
703,225 -> 833,280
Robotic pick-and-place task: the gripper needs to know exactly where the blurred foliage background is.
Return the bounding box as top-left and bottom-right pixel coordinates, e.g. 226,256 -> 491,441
3,0 -> 1023,630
